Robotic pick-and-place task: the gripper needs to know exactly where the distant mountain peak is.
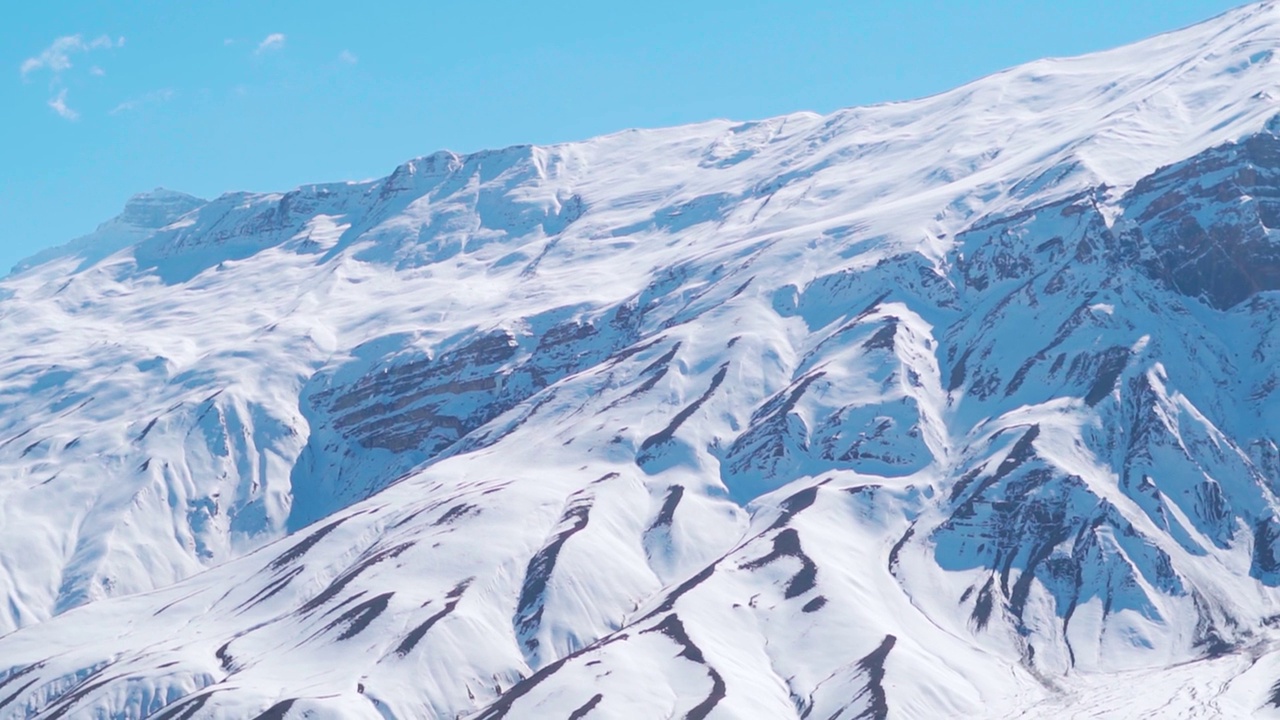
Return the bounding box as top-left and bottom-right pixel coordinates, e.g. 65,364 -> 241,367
9,188 -> 206,275
118,188 -> 205,227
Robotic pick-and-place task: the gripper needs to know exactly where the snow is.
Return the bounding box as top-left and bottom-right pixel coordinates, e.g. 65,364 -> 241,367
4,2 -> 1280,718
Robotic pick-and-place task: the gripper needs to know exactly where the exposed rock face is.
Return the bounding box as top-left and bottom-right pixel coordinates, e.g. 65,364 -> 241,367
1126,129 -> 1280,309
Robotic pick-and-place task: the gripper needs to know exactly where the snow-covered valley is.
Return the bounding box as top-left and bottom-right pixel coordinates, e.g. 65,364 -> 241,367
6,3 -> 1280,717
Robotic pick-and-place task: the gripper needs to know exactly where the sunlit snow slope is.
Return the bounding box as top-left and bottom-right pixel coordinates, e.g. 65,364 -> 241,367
6,3 -> 1280,718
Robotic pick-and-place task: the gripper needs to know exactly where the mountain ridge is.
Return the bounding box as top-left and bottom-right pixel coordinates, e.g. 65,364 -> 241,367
19,1 -> 1280,280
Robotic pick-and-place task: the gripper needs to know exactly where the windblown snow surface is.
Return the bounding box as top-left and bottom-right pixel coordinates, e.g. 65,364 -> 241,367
7,4 -> 1280,718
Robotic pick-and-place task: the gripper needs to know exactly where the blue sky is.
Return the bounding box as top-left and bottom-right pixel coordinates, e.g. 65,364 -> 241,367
2,1 -> 1246,273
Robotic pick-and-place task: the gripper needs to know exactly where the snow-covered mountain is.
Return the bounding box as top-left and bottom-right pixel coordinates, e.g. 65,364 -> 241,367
5,3 -> 1280,717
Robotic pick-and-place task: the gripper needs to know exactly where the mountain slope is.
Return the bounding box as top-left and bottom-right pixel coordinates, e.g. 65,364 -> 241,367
4,3 -> 1280,718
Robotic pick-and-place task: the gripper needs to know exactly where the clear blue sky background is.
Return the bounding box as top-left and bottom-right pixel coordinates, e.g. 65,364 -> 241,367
1,1 -> 1247,274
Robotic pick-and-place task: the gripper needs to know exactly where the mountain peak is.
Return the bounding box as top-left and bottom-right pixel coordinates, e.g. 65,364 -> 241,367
9,188 -> 206,275
117,188 -> 206,228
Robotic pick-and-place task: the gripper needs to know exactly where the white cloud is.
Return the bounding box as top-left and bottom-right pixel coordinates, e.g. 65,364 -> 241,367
110,88 -> 175,115
21,34 -> 122,121
20,34 -> 122,80
48,89 -> 78,120
338,50 -> 358,65
256,33 -> 286,54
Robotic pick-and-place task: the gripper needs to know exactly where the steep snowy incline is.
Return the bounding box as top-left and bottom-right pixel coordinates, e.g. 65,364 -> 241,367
3,2 -> 1280,718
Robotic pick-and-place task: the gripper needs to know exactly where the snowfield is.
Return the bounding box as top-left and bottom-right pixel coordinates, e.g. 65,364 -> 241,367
5,2 -> 1280,718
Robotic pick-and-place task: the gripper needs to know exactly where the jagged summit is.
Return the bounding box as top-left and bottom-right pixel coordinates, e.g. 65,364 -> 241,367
2,5 -> 1280,719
